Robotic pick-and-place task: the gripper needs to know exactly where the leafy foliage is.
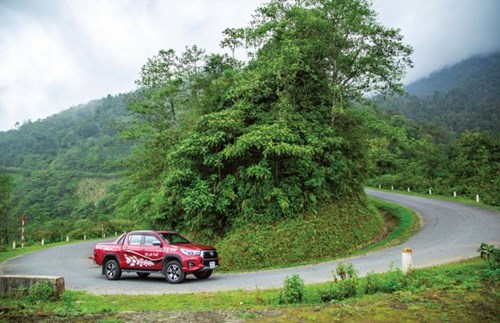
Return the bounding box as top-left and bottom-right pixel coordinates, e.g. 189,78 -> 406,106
120,0 -> 412,235
28,281 -> 56,302
280,274 -> 305,304
365,105 -> 500,205
478,243 -> 500,270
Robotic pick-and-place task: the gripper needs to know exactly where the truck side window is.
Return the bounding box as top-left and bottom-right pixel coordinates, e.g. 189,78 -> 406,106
128,234 -> 142,245
144,235 -> 161,246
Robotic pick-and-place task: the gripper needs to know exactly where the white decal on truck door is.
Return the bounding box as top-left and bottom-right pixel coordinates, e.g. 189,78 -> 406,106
125,254 -> 154,267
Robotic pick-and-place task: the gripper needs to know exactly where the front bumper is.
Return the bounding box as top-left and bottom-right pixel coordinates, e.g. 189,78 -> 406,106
182,257 -> 220,273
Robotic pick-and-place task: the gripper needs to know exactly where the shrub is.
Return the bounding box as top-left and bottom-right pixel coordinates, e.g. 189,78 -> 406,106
320,262 -> 359,302
364,271 -> 383,295
360,265 -> 408,295
478,243 -> 500,269
280,274 -> 305,304
28,281 -> 56,302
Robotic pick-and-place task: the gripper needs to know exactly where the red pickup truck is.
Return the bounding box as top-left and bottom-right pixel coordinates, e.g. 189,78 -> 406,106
92,230 -> 219,284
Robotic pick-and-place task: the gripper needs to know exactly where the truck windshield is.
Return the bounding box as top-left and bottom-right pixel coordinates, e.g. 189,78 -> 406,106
160,233 -> 191,244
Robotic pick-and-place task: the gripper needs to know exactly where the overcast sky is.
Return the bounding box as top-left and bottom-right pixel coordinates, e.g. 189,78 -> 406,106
1,0 -> 499,132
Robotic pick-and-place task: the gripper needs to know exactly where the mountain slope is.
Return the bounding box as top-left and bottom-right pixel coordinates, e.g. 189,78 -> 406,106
0,93 -> 134,222
378,53 -> 500,134
406,53 -> 500,99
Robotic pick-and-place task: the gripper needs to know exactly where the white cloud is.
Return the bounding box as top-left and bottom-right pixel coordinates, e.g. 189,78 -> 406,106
373,0 -> 500,83
0,17 -> 82,129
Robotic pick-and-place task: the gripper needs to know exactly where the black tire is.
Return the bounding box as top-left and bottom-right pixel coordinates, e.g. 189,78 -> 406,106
164,260 -> 185,284
137,272 -> 150,278
104,259 -> 121,280
194,270 -> 213,280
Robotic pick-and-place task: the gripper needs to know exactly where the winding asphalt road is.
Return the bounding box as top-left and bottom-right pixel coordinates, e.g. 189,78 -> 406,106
1,190 -> 499,294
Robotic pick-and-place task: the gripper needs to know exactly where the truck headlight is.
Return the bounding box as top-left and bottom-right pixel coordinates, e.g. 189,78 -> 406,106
181,248 -> 201,256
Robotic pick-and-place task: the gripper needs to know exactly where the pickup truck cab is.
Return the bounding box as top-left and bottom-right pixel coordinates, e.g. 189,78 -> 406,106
92,230 -> 219,284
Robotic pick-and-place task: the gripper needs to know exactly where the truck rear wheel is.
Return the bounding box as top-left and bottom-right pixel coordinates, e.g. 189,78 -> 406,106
104,259 -> 122,280
164,260 -> 185,284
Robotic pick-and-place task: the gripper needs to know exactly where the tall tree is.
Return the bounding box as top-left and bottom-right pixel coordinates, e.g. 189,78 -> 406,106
131,0 -> 413,234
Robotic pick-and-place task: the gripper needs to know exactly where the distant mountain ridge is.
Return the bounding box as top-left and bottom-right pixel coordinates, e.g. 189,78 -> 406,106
406,52 -> 500,99
377,52 -> 500,134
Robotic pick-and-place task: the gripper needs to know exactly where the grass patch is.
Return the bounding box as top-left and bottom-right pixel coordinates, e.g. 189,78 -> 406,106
1,257 -> 498,322
216,197 -> 386,271
364,197 -> 421,251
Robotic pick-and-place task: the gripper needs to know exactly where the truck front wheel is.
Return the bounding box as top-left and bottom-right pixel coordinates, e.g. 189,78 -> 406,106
164,260 -> 185,284
194,270 -> 213,280
104,259 -> 122,280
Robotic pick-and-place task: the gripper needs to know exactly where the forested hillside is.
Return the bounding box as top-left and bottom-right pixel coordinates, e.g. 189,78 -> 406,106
377,53 -> 500,133
0,94 -> 136,241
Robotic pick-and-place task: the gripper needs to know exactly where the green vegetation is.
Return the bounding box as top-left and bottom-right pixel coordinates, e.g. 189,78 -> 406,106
381,53 -> 500,134
365,106 -> 500,206
217,198 -> 385,271
0,94 -> 135,244
0,173 -> 14,243
367,198 -> 420,250
1,257 -> 498,322
280,274 -> 305,304
113,0 -> 412,240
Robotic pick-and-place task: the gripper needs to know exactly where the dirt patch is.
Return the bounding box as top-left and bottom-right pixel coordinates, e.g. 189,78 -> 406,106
380,210 -> 397,233
0,309 -> 283,323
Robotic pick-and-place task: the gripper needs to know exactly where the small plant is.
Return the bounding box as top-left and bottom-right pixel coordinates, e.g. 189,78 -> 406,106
477,243 -> 500,269
280,274 -> 305,304
364,271 -> 383,295
28,281 -> 56,302
320,262 -> 360,302
333,262 -> 358,282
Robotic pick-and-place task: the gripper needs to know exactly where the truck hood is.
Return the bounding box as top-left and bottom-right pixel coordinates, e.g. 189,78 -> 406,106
177,243 -> 215,250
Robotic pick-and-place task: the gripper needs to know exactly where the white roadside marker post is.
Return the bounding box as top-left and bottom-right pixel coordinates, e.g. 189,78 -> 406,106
402,248 -> 413,274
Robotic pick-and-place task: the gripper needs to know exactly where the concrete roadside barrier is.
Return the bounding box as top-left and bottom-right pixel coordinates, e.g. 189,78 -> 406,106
0,275 -> 65,298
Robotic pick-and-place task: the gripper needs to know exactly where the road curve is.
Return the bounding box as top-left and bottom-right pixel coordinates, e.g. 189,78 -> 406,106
1,190 -> 499,295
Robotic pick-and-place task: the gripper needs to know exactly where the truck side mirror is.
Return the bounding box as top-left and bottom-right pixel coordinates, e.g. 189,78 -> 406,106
152,241 -> 162,247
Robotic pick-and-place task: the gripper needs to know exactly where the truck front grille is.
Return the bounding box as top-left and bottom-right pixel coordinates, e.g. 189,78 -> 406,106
202,250 -> 218,259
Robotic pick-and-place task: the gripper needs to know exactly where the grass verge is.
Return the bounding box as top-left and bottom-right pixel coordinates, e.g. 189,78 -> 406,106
1,258 -> 498,322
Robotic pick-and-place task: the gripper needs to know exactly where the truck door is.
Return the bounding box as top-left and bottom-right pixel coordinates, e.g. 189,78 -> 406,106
123,233 -> 163,270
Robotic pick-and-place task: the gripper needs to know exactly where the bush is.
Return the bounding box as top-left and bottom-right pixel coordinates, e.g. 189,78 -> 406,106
280,274 -> 305,304
478,243 -> 500,270
320,262 -> 359,302
28,281 -> 56,302
360,265 -> 408,294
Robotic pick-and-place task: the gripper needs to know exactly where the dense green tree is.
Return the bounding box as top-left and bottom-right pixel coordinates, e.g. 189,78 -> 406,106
120,0 -> 412,234
0,174 -> 14,243
449,131 -> 500,204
